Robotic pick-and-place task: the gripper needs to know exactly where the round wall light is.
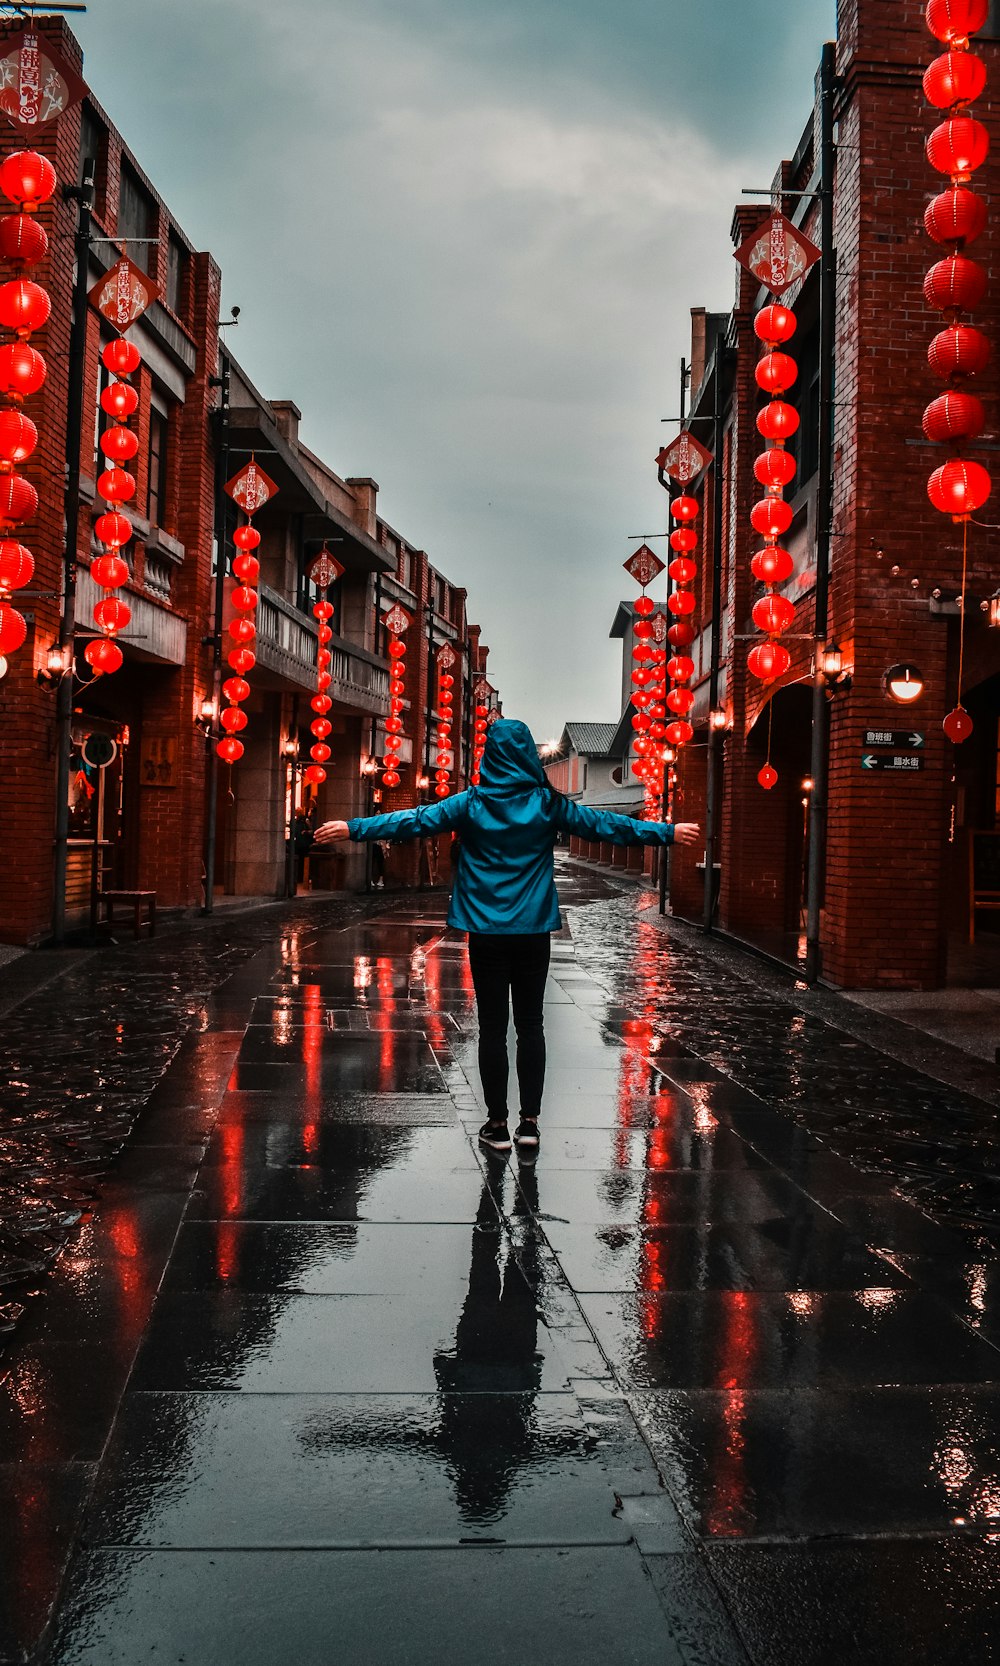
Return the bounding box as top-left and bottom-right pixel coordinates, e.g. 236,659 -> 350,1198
884,664 -> 925,704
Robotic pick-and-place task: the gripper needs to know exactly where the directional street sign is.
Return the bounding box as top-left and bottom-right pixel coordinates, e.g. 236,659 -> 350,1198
862,729 -> 925,750
861,753 -> 924,773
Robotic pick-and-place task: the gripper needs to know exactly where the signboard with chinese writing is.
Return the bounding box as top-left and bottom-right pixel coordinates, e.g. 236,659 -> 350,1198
623,544 -> 665,587
308,548 -> 344,589
656,431 -> 713,484
140,735 -> 177,787
861,728 -> 925,750
0,30 -> 86,134
225,460 -> 278,516
651,611 -> 669,644
382,602 -> 410,635
734,211 -> 821,295
437,643 -> 456,670
89,256 -> 160,329
860,753 -> 924,773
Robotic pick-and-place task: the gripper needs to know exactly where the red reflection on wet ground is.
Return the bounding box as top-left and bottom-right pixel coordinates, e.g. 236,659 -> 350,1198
302,983 -> 322,1156
377,958 -> 397,1091
706,1292 -> 756,1537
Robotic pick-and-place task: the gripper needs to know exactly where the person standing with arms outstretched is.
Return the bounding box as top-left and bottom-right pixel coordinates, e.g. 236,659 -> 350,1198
315,720 -> 698,1155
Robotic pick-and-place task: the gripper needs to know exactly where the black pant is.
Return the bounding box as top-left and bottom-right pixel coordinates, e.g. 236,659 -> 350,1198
467,932 -> 550,1122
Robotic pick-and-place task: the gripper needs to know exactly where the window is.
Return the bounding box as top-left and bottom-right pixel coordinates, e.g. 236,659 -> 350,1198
79,104 -> 106,191
986,2 -> 1000,36
166,233 -> 188,318
397,548 -> 410,589
147,404 -> 168,529
118,162 -> 156,274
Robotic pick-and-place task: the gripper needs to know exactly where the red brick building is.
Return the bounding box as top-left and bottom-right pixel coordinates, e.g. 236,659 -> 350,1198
662,0 -> 1000,989
0,18 -> 497,945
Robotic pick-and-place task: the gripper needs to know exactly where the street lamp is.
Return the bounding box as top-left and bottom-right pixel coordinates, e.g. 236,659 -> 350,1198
709,707 -> 728,731
884,664 -> 924,705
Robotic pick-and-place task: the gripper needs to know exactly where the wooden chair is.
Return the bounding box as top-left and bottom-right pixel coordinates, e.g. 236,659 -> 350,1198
103,889 -> 156,939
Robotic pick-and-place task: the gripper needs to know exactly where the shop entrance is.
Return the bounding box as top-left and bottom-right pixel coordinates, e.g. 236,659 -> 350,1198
744,682 -> 814,963
67,714 -> 129,931
945,669 -> 1000,984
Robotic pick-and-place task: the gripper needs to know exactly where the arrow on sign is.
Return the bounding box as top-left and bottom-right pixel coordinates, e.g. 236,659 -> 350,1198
909,733 -> 924,748
862,754 -> 877,769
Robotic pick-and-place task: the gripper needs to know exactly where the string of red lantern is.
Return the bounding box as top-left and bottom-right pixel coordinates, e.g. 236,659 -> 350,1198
922,0 -> 992,745
306,544 -> 344,787
382,602 -> 411,789
218,459 -> 279,764
471,677 -> 490,783
623,543 -> 668,814
0,149 -> 54,672
666,495 -> 699,759
435,642 -> 456,798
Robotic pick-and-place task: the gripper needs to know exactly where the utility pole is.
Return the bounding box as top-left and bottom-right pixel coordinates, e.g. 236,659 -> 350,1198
51,160 -> 95,946
202,347 -> 230,914
805,40 -> 837,984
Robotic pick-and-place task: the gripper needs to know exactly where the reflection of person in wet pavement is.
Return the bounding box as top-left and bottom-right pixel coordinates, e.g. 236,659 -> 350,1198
315,719 -> 699,1155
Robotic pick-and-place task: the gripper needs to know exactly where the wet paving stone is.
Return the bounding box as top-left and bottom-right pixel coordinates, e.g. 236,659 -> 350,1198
162,1222 -> 503,1295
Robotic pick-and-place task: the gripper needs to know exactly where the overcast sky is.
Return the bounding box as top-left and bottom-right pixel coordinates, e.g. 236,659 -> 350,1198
74,0 -> 836,739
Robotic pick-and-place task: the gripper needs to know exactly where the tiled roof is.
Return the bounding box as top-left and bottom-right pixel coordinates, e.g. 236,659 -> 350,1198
563,722 -> 618,757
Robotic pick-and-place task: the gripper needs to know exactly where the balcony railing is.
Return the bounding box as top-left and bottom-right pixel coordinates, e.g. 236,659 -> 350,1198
256,583 -> 389,713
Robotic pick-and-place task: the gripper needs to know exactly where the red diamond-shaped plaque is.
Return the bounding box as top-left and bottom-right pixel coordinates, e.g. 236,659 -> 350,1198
89,256 -> 160,329
308,547 -> 344,589
226,460 -> 278,516
0,29 -> 86,135
651,611 -> 669,644
474,677 -> 492,700
656,431 -> 713,484
624,544 -> 665,587
734,211 -> 820,295
437,643 -> 456,670
383,603 -> 410,635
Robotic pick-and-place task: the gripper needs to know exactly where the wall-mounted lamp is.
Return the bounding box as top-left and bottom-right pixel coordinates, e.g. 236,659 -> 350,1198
984,589 -> 1000,629
709,708 -> 729,731
282,735 -> 300,762
802,776 -> 814,793
360,755 -> 380,778
884,663 -> 924,705
662,746 -> 677,764
821,641 -> 853,695
195,695 -> 218,734
415,772 -> 430,790
37,642 -> 71,691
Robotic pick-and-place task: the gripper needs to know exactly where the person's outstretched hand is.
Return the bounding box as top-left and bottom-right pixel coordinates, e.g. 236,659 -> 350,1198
314,820 -> 350,845
672,822 -> 700,846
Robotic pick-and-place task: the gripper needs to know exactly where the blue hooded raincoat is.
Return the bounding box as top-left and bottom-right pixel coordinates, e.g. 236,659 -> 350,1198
347,718 -> 676,935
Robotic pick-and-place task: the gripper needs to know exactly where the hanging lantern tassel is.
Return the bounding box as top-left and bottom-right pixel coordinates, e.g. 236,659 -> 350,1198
0,150 -> 56,674
922,0 -> 992,744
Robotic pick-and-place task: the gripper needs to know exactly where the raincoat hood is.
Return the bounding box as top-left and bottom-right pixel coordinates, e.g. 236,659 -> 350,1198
477,719 -> 548,796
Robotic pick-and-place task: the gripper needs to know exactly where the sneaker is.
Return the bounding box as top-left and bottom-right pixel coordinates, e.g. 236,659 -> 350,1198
514,1118 -> 540,1148
478,1120 -> 512,1152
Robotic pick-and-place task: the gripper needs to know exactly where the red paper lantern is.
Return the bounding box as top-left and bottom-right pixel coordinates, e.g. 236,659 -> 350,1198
102,338 -> 141,376
668,557 -> 697,584
927,456 -> 991,514
0,279 -> 49,335
310,742 -> 331,763
666,655 -> 694,681
95,511 -> 133,547
231,585 -> 259,613
0,473 -> 36,521
750,497 -> 794,539
751,545 -> 794,584
754,304 -> 797,344
232,553 -> 259,583
756,401 -> 799,441
670,496 -> 699,522
233,523 -> 261,551
926,116 -> 989,179
388,639 -> 406,659
667,621 -> 696,648
305,765 -> 327,785
634,594 -> 654,617
0,408 -> 36,465
100,381 -> 139,420
0,601 -> 25,653
93,595 -> 131,632
667,590 -> 696,616
311,694 -> 333,714
747,641 -> 791,682
228,647 -> 256,674
664,720 -> 694,747
924,253 -> 987,311
84,637 -> 123,675
926,0 -> 989,46
928,322 -> 991,377
924,49 -> 987,107
0,539 -> 32,590
924,186 -> 988,246
0,213 -> 47,264
757,763 -> 779,790
382,769 -> 399,788
220,706 -> 248,733
435,785 -> 450,798
754,449 -> 797,490
313,599 -> 335,621
922,389 -> 985,441
100,425 -> 139,462
228,617 -> 256,644
666,687 -> 695,715
943,705 -> 974,742
755,352 -> 798,394
217,736 -> 245,763
752,593 -> 796,634
0,341 -> 44,399
634,620 -> 654,640
0,151 -> 56,210
669,527 -> 697,552
223,676 -> 250,703
91,552 -> 129,588
97,468 -> 136,504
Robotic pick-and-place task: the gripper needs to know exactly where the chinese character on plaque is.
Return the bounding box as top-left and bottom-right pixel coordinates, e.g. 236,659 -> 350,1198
656,431 -> 713,484
383,603 -> 410,635
0,29 -> 86,134
89,256 -> 160,328
474,677 -> 491,701
623,544 -> 665,587
437,643 -> 456,670
734,211 -> 821,295
650,611 -> 669,644
225,460 -> 278,516
308,547 -> 344,589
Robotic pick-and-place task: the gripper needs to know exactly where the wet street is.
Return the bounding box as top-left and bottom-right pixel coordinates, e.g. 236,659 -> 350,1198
2,859 -> 1000,1664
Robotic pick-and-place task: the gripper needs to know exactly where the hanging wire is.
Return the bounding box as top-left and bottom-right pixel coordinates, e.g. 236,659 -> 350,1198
957,515 -> 969,710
